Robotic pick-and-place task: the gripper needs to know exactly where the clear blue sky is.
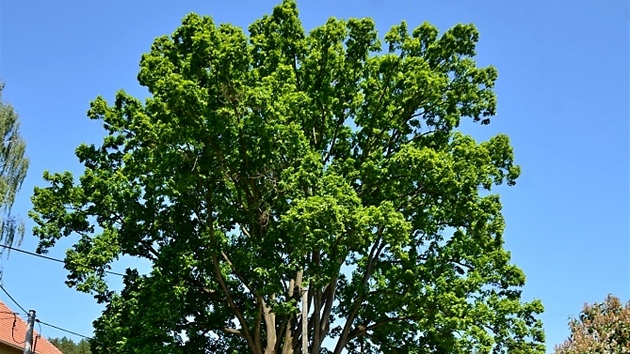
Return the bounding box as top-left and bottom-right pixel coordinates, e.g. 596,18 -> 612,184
0,1 -> 627,352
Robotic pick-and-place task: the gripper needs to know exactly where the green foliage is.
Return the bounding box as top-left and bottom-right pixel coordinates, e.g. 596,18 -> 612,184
0,83 -> 28,249
30,1 -> 544,353
49,337 -> 92,354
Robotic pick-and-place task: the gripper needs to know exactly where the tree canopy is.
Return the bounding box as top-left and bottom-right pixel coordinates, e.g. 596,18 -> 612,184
0,83 -> 28,249
30,1 -> 544,353
49,337 -> 92,354
554,295 -> 630,353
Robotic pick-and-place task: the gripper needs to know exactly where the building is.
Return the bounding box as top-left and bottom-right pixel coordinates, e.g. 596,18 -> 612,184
0,301 -> 63,354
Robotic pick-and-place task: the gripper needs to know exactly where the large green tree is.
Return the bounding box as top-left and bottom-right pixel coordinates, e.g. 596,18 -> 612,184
30,1 -> 544,353
0,83 -> 28,249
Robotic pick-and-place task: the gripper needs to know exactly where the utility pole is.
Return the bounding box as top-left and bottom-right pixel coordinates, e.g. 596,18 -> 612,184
23,310 -> 35,354
301,287 -> 308,354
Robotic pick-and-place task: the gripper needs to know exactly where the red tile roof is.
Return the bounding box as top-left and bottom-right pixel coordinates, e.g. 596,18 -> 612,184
0,300 -> 64,354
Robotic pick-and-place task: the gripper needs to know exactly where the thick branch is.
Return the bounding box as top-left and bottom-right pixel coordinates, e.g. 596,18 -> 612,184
206,189 -> 260,354
221,251 -> 261,297
261,295 -> 277,354
347,315 -> 417,341
322,115 -> 345,166
223,327 -> 245,337
333,237 -> 386,354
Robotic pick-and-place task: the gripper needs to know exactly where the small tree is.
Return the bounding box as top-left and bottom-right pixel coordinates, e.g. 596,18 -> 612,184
31,1 -> 544,353
0,83 -> 28,249
555,294 -> 630,353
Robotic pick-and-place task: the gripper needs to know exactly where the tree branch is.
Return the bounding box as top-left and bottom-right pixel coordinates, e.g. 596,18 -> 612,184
223,327 -> 245,337
333,236 -> 386,354
206,188 -> 260,354
347,315 -> 417,341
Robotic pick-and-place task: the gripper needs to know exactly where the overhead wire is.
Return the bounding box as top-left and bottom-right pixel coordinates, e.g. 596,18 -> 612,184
0,238 -> 146,342
0,241 -> 140,341
0,243 -> 125,277
36,319 -> 91,339
0,244 -> 65,264
0,283 -> 92,340
0,284 -> 27,314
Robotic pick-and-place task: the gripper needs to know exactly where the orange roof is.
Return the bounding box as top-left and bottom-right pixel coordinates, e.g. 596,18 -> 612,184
0,300 -> 64,354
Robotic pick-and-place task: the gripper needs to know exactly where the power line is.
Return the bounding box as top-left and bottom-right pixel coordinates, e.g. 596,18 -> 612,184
36,319 -> 91,339
0,244 -> 125,277
0,284 -> 26,314
0,245 -> 136,341
0,244 -> 64,264
0,284 -> 92,340
0,285 -> 32,345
